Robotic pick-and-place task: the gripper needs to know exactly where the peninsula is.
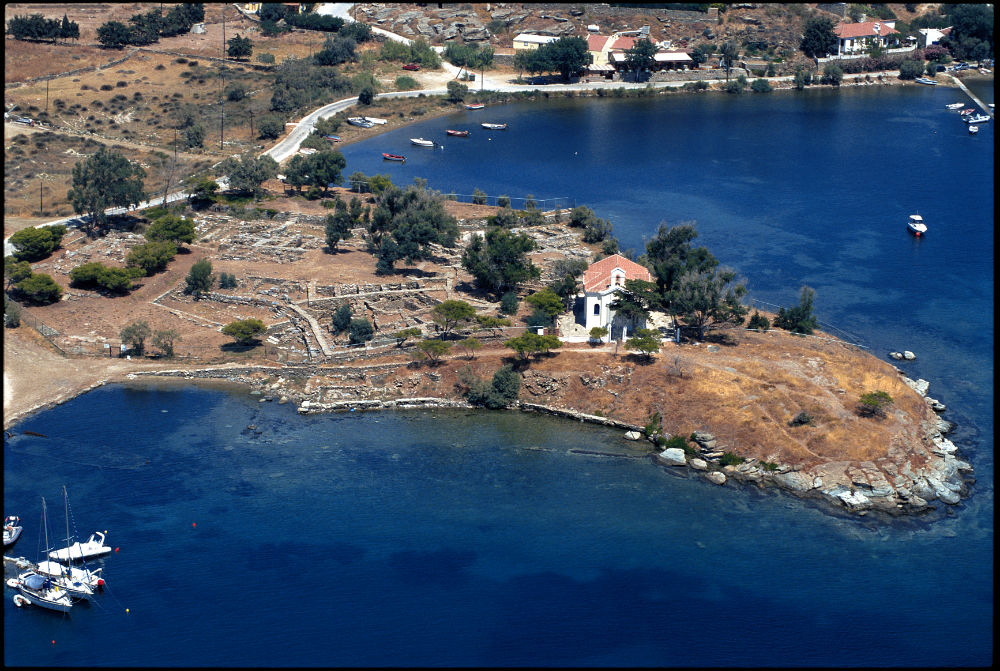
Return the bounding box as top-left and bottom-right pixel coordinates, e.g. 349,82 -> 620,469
4,2 -> 988,522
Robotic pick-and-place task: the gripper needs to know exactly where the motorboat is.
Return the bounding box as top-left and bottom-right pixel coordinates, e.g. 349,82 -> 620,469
907,214 -> 927,236
298,147 -> 317,155
48,531 -> 112,562
965,114 -> 990,124
481,123 -> 507,130
465,103 -> 485,110
347,117 -> 375,128
8,572 -> 73,612
446,129 -> 470,137
382,153 -> 406,161
914,77 -> 938,85
363,116 -> 387,125
410,137 -> 435,147
968,125 -> 979,134
3,516 -> 22,547
945,103 -> 965,109
323,135 -> 341,142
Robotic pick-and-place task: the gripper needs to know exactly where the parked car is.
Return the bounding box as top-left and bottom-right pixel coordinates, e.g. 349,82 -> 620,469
402,63 -> 420,71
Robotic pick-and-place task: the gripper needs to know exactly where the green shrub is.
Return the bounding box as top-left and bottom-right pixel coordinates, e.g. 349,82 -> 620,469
257,52 -> 276,64
331,304 -> 352,333
499,291 -> 519,315
751,78 -> 772,93
395,75 -> 419,90
789,411 -> 813,427
719,452 -> 744,466
348,318 -> 374,344
760,460 -> 779,472
4,294 -> 22,328
857,391 -> 894,418
747,311 -> 770,330
14,273 -> 62,304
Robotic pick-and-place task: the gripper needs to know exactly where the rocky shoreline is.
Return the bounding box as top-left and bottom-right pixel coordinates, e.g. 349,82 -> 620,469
120,361 -> 974,521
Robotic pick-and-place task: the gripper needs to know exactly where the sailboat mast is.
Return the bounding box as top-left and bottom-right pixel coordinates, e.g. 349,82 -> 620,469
64,486 -> 72,577
41,496 -> 50,558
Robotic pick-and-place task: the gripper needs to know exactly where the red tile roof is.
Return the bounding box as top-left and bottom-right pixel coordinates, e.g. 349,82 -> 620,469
834,21 -> 899,39
610,36 -> 637,51
583,254 -> 653,293
587,34 -> 609,51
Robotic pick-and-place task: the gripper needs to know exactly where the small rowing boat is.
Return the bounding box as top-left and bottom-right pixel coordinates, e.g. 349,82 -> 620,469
410,137 -> 435,147
481,123 -> 507,130
465,103 -> 485,110
446,129 -> 470,137
323,135 -> 341,142
959,108 -> 974,115
347,117 -> 375,128
968,125 -> 979,135
382,153 -> 406,161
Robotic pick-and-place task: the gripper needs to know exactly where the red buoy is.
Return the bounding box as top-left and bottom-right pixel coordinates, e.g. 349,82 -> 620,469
97,578 -> 105,588
114,547 -> 119,553
192,522 -> 196,528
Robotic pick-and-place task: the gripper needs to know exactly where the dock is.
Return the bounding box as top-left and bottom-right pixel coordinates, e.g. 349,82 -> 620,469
946,74 -> 994,117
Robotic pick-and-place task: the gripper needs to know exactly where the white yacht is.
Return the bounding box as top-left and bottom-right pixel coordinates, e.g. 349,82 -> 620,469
48,531 -> 112,562
907,214 -> 927,236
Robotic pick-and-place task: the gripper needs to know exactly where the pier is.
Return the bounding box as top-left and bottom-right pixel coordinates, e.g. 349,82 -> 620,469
946,74 -> 994,117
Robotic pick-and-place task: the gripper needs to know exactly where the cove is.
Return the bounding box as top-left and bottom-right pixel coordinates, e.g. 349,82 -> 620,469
4,85 -> 993,666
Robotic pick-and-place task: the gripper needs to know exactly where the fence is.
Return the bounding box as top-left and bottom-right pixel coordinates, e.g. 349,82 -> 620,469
744,297 -> 869,350
14,309 -> 68,356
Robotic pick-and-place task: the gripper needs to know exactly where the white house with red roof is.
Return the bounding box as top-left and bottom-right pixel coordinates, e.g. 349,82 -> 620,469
581,254 -> 654,335
833,20 -> 899,55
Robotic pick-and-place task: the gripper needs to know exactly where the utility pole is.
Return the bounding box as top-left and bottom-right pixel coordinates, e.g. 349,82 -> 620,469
249,109 -> 254,144
46,79 -> 49,113
220,6 -> 226,150
39,181 -> 43,216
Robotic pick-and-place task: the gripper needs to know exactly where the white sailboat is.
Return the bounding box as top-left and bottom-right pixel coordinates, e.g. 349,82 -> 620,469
36,487 -> 104,600
8,497 -> 73,612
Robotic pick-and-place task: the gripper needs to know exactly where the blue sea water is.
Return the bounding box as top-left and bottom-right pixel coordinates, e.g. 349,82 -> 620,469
4,83 -> 993,666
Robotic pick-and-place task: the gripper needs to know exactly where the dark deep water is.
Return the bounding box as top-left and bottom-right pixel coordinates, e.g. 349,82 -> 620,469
5,83 -> 993,666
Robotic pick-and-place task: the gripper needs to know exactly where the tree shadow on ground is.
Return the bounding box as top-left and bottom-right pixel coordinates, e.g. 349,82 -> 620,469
624,353 -> 658,366
220,341 -> 261,353
703,331 -> 740,347
392,267 -> 439,279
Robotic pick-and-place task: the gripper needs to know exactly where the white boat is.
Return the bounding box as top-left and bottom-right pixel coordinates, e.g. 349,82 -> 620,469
945,103 -> 965,109
410,137 -> 435,147
3,515 -> 22,546
38,487 -> 104,600
362,116 -> 387,125
346,117 -> 375,128
481,123 -> 507,130
907,214 -> 927,237
8,573 -> 73,613
48,531 -> 111,562
10,498 -> 74,613
968,125 -> 978,134
965,114 -> 990,124
914,77 -> 938,85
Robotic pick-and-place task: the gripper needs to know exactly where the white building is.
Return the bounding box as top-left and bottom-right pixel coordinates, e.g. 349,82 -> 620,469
918,26 -> 952,48
512,33 -> 559,51
581,254 -> 654,338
